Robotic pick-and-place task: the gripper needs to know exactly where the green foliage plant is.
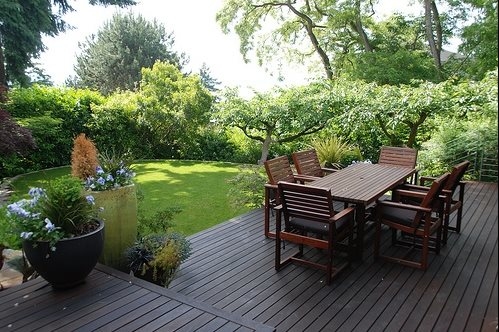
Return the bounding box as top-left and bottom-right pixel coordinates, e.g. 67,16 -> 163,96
137,207 -> 182,236
4,175 -> 99,251
125,232 -> 191,287
226,165 -> 267,209
312,137 -> 362,169
0,205 -> 21,250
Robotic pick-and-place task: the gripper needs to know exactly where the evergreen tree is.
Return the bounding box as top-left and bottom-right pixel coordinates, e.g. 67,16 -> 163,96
74,13 -> 186,95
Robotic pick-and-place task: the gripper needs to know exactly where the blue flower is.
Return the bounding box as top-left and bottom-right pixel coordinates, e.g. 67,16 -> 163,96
96,166 -> 104,175
44,218 -> 56,232
97,177 -> 106,185
86,195 -> 95,205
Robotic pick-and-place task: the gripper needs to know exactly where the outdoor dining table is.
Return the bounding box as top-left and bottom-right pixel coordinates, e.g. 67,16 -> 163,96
310,162 -> 416,259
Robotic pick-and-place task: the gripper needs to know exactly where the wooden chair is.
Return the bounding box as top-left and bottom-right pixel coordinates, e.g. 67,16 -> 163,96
292,149 -> 337,177
378,146 -> 418,183
374,172 -> 449,270
263,156 -> 318,238
275,181 -> 355,284
394,160 -> 470,244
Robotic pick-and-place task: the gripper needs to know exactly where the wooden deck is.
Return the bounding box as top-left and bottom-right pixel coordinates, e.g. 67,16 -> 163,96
0,264 -> 274,331
170,181 -> 498,331
0,181 -> 496,331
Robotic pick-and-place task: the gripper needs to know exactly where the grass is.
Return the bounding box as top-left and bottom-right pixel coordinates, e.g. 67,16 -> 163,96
8,160 -> 253,236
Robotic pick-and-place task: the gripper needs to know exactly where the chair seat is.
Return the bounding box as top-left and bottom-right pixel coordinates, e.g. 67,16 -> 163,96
289,215 -> 349,235
380,205 -> 417,227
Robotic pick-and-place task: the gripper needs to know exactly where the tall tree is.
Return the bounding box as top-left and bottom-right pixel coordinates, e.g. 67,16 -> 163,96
457,0 -> 498,79
74,13 -> 185,95
136,61 -> 212,158
216,0 -> 376,80
0,0 -> 135,92
217,0 -> 487,83
216,83 -> 335,163
423,0 -> 444,77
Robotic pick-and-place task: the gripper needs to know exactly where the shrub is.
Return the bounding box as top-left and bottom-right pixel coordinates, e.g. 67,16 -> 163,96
0,109 -> 36,157
312,137 -> 363,168
227,165 -> 267,209
137,207 -> 182,236
125,232 -> 191,287
71,133 -> 99,180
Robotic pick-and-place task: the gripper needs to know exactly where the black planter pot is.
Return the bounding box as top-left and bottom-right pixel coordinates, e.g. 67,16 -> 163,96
23,219 -> 105,289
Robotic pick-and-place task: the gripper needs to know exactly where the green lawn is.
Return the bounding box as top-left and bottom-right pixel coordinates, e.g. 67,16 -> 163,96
9,160 -> 252,236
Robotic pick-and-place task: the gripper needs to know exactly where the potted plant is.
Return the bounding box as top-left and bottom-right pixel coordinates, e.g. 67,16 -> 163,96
71,134 -> 138,271
4,175 -> 104,289
125,232 -> 191,287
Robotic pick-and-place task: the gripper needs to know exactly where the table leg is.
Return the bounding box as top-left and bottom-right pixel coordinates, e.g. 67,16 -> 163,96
354,204 -> 366,260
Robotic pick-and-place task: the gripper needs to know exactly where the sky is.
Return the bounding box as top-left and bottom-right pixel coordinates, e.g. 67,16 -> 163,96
37,0 -> 443,93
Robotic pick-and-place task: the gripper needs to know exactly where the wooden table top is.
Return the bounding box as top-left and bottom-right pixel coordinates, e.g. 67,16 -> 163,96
310,163 -> 415,205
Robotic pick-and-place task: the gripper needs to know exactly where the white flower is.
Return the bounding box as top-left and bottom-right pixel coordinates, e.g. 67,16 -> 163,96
20,232 -> 33,239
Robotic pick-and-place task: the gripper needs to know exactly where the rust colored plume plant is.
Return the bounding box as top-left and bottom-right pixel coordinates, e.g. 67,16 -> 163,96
71,133 -> 99,180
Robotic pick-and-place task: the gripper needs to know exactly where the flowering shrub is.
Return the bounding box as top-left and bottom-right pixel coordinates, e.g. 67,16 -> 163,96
5,175 -> 100,251
84,163 -> 135,191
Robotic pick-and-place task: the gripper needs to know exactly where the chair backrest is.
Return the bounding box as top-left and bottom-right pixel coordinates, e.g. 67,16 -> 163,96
444,160 -> 470,193
378,146 -> 418,168
264,156 -> 295,185
292,149 -> 324,177
277,181 -> 334,223
420,173 -> 450,215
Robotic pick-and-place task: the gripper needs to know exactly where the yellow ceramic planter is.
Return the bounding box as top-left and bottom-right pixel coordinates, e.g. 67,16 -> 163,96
91,184 -> 137,270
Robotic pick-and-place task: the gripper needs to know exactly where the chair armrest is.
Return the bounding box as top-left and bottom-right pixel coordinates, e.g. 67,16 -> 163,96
419,176 -> 436,186
377,200 -> 432,213
330,206 -> 355,224
295,174 -> 320,183
392,188 -> 428,200
396,183 -> 430,192
321,167 -> 337,174
264,183 -> 277,190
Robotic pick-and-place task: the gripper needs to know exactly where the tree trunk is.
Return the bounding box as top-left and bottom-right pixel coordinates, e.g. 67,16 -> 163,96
258,132 -> 273,165
424,0 -> 442,77
286,1 -> 334,79
0,38 -> 8,102
351,0 -> 374,52
405,112 -> 428,148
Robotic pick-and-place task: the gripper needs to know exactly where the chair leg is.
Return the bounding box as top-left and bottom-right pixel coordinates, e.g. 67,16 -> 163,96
455,204 -> 463,233
420,235 -> 429,270
275,214 -> 281,270
435,225 -> 442,254
391,228 -> 398,245
374,220 -> 381,259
